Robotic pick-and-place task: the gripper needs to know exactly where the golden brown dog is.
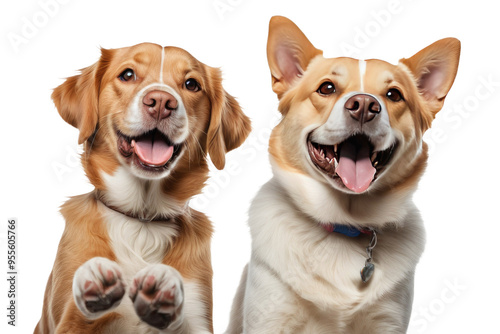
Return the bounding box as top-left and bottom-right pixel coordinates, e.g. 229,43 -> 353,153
35,43 -> 250,334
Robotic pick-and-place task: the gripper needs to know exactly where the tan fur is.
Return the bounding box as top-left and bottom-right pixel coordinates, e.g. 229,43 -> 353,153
267,40 -> 460,198
35,194 -> 118,333
226,17 -> 460,333
36,43 -> 250,333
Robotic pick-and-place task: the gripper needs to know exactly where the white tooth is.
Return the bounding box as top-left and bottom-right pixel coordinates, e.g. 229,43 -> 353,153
374,161 -> 379,167
320,149 -> 324,156
371,152 -> 377,162
334,158 -> 338,169
326,157 -> 330,163
334,144 -> 338,153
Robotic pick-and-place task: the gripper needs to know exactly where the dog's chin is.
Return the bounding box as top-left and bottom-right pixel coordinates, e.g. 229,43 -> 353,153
116,128 -> 184,180
306,133 -> 398,194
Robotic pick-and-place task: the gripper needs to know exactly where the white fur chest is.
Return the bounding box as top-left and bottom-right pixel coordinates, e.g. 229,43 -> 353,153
248,177 -> 425,315
99,203 -> 179,334
101,205 -> 179,272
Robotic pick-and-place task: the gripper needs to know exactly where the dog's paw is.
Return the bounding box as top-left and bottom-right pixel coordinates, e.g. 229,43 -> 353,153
129,264 -> 184,330
72,257 -> 126,319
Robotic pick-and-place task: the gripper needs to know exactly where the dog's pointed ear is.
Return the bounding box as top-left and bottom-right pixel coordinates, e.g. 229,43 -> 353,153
206,67 -> 251,170
400,38 -> 460,116
267,16 -> 323,99
52,48 -> 111,144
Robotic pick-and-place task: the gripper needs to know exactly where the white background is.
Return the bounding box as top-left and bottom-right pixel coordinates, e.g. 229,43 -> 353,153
1,0 -> 499,333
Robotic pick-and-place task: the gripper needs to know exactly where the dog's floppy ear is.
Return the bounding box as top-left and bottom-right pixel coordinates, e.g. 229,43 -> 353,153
400,38 -> 460,116
267,16 -> 323,99
52,49 -> 111,144
206,67 -> 251,170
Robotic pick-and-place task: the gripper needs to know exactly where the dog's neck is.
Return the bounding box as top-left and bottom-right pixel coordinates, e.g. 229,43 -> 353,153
97,167 -> 188,221
270,158 -> 415,229
95,192 -> 175,222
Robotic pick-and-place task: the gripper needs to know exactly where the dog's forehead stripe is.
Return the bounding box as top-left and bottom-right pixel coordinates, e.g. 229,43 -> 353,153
159,47 -> 165,84
358,60 -> 366,92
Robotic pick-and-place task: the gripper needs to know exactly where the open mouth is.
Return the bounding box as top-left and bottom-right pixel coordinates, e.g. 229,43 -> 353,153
308,134 -> 397,193
117,129 -> 182,171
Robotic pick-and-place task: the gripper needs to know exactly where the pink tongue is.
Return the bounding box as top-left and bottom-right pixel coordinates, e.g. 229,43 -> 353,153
336,140 -> 376,193
133,132 -> 173,167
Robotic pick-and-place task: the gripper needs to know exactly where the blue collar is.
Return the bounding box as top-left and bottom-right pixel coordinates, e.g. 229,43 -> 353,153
323,224 -> 372,237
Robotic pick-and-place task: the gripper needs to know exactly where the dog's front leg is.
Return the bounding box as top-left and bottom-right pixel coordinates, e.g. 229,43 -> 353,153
241,261 -> 305,334
129,264 -> 184,332
130,264 -> 211,334
72,257 -> 126,320
350,274 -> 415,334
129,264 -> 211,334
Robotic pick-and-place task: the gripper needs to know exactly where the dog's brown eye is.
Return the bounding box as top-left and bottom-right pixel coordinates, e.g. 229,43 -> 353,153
118,69 -> 136,82
386,88 -> 403,102
185,78 -> 200,92
317,82 -> 335,96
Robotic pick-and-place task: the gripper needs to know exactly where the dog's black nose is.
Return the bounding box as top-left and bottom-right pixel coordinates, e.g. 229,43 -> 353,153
344,94 -> 381,124
142,90 -> 178,121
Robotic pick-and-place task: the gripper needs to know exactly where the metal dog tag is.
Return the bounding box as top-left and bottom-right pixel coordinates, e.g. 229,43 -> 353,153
360,229 -> 377,283
361,261 -> 375,283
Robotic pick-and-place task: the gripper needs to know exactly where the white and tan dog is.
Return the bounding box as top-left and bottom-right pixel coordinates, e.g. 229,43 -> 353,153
35,43 -> 250,334
226,16 -> 460,333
